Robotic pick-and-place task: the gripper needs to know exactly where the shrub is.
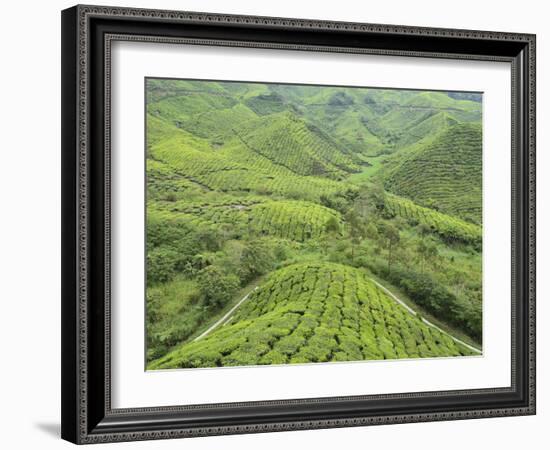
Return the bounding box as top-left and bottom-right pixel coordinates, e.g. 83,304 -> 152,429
238,239 -> 276,283
260,350 -> 288,365
275,334 -> 306,355
147,247 -> 179,284
197,265 -> 240,308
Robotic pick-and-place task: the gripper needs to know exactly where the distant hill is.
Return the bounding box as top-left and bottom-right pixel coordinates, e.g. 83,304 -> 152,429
233,112 -> 361,179
447,92 -> 482,102
147,79 -> 482,159
379,122 -> 482,224
149,263 -> 476,369
146,110 -> 352,202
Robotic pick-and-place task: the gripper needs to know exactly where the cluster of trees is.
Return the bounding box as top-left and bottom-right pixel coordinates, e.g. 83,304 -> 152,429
315,184 -> 482,342
148,213 -> 283,305
372,265 -> 481,341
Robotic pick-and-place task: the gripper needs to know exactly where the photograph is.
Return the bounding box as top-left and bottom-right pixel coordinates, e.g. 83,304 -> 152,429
56,3 -> 537,445
145,78 -> 483,370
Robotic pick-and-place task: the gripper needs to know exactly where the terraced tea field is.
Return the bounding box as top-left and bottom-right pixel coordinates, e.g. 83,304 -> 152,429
234,112 -> 361,178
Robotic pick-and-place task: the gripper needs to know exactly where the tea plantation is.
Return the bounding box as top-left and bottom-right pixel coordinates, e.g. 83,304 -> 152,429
146,79 -> 483,368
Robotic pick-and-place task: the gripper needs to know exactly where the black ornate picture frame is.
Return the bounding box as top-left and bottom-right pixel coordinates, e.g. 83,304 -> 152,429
61,4 -> 536,444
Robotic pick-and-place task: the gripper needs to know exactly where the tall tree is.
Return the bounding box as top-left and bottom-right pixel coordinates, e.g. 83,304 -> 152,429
344,209 -> 366,262
379,222 -> 400,273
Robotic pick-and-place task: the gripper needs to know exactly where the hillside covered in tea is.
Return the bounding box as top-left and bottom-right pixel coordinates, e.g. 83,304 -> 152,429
150,263 -> 475,369
146,79 -> 483,369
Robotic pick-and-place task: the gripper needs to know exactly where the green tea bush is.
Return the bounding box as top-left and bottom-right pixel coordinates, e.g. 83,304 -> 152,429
385,194 -> 481,248
381,123 -> 482,223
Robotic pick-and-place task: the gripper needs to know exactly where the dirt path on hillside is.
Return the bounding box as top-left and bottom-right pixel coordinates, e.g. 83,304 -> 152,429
193,286 -> 259,342
369,278 -> 482,354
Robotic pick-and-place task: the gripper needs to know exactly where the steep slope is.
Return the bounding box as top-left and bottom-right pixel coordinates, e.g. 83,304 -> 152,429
233,112 -> 362,179
147,111 -> 353,202
150,263 -> 475,369
380,122 -> 482,224
173,103 -> 258,141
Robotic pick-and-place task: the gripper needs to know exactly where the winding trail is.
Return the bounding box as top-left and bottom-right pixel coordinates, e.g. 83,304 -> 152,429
193,286 -> 259,342
193,276 -> 482,355
369,278 -> 482,354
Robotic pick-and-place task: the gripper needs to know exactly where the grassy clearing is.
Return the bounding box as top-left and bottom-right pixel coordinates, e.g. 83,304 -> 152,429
347,154 -> 388,182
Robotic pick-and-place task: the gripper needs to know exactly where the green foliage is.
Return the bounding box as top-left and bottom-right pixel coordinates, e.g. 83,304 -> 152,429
372,264 -> 482,341
238,239 -> 277,283
196,266 -> 240,308
245,92 -> 287,115
325,215 -> 341,234
147,246 -> 180,284
146,278 -> 203,361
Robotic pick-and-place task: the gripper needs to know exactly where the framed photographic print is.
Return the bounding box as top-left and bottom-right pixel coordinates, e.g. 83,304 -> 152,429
61,5 -> 536,444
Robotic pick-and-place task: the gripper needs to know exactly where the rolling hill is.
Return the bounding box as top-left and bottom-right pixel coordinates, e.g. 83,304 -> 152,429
233,112 -> 361,179
147,112 -> 353,202
379,122 -> 482,224
384,193 -> 482,247
150,263 -> 475,369
148,79 -> 482,159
